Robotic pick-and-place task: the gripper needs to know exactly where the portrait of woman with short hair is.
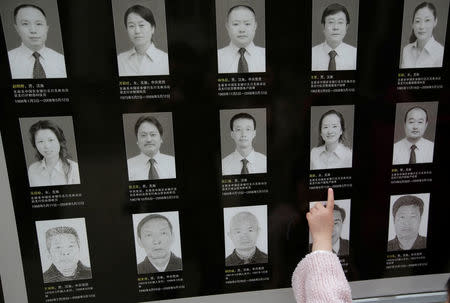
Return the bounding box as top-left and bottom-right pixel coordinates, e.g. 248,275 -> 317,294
310,106 -> 354,170
116,2 -> 169,76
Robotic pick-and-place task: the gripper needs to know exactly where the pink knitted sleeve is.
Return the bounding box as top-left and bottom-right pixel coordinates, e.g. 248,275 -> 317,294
291,251 -> 352,303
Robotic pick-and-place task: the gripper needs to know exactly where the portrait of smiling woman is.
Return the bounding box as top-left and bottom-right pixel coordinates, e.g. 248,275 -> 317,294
400,1 -> 449,68
310,106 -> 354,170
19,117 -> 80,187
113,1 -> 169,76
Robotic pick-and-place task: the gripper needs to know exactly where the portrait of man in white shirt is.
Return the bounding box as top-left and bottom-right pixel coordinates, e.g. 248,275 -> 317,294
124,114 -> 176,181
216,2 -> 266,73
221,110 -> 267,176
392,103 -> 438,165
311,2 -> 358,71
2,3 -> 67,79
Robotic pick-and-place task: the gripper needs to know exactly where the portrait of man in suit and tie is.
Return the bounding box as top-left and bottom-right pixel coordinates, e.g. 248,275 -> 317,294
133,212 -> 183,274
216,1 -> 266,73
0,1 -> 67,79
392,102 -> 438,165
311,0 -> 359,71
220,108 -> 267,176
123,112 -> 176,181
309,199 -> 351,256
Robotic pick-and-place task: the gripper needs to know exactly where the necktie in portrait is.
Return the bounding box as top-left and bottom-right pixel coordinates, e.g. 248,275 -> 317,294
328,50 -> 337,71
409,145 -> 417,164
33,52 -> 46,78
241,158 -> 249,174
148,158 -> 159,180
238,48 -> 249,73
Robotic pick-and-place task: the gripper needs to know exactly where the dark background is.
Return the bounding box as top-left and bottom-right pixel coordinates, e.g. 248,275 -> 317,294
0,279 -> 4,303
0,0 -> 449,302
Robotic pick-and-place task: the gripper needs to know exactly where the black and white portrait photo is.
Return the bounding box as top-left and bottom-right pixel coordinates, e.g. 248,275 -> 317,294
0,0 -> 67,79
111,0 -> 169,76
399,0 -> 449,69
220,108 -> 267,176
215,0 -> 266,74
309,199 -> 351,256
311,0 -> 359,71
35,218 -> 92,283
19,116 -> 80,187
123,112 -> 176,181
132,212 -> 182,274
387,193 -> 430,252
392,102 -> 438,165
310,105 -> 354,170
223,205 -> 268,266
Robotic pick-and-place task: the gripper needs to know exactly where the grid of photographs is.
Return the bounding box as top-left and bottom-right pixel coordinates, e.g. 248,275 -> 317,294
0,0 -> 448,302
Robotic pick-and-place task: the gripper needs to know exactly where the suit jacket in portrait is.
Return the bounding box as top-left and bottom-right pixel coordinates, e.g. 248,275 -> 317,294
137,252 -> 182,274
337,238 -> 349,256
387,235 -> 427,252
43,261 -> 92,283
225,247 -> 268,266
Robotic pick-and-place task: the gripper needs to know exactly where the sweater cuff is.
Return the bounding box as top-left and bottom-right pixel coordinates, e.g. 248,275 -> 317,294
309,250 -> 333,256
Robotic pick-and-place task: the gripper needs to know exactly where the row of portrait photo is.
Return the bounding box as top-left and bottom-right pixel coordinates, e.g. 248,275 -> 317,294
18,102 -> 437,187
1,0 -> 449,79
308,193 -> 431,257
34,194 -> 430,284
34,205 -> 269,283
18,109 -> 268,187
311,101 -> 438,170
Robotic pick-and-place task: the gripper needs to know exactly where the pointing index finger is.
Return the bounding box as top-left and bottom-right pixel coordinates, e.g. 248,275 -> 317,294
326,188 -> 334,209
